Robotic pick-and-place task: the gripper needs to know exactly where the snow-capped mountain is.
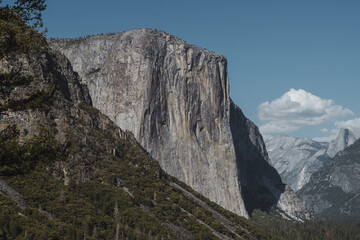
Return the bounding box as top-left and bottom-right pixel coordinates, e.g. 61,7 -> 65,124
265,129 -> 358,192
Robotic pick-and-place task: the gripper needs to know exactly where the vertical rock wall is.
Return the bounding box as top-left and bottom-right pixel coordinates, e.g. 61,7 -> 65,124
230,101 -> 309,219
50,29 -> 308,219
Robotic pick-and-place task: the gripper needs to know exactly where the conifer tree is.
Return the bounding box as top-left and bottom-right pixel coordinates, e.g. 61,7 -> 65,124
12,0 -> 46,30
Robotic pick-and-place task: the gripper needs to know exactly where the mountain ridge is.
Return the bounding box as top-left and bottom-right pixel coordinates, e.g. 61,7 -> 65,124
298,138 -> 360,220
265,128 -> 358,192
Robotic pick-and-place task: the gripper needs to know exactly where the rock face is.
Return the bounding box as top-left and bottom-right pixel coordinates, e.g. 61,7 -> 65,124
50,29 -> 308,219
230,102 -> 309,219
298,139 -> 360,220
265,136 -> 328,192
265,128 -> 358,192
0,51 -> 92,142
1,50 -> 272,239
326,128 -> 357,158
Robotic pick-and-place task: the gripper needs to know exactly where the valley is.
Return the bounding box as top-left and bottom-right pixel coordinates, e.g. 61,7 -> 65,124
1,1 -> 360,239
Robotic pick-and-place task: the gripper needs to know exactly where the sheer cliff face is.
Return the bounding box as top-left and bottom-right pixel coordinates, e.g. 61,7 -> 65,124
230,102 -> 309,219
50,29 -> 308,219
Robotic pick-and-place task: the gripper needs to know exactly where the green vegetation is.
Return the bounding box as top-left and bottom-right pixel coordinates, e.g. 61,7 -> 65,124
10,0 -> 46,30
0,70 -> 55,113
6,84 -> 55,111
78,102 -> 101,116
250,209 -> 360,240
0,195 -> 63,239
0,71 -> 33,95
0,125 -> 65,176
0,118 -> 276,239
0,1 -> 47,57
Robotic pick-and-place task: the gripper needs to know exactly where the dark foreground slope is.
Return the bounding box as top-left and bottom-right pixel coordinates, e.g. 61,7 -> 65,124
0,13 -> 275,240
299,139 -> 360,221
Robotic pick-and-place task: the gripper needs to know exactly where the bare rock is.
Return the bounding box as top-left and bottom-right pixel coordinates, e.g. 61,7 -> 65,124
50,29 -> 309,219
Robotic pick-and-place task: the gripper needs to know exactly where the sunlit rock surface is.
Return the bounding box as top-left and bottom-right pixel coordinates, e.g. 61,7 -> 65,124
50,29 -> 309,219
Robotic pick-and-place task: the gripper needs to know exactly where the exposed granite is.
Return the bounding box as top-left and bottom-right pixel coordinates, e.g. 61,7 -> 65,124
230,101 -> 309,219
50,29 -> 309,219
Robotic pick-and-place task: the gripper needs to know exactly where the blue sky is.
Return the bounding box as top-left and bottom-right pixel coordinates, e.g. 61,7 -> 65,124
5,0 -> 360,140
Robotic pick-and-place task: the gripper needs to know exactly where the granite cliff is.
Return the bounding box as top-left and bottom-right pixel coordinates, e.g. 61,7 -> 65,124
326,128 -> 358,157
0,40 -> 271,239
50,29 -> 309,219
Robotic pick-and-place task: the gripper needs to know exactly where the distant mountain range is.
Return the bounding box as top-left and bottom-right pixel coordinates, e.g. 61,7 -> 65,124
298,138 -> 360,220
265,128 -> 358,192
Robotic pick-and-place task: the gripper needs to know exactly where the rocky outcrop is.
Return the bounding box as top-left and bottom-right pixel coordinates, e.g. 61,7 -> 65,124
0,51 -> 90,141
0,51 -> 129,180
0,179 -> 29,209
50,29 -> 308,219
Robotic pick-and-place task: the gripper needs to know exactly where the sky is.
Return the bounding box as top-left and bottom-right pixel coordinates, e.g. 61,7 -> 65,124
4,0 -> 360,141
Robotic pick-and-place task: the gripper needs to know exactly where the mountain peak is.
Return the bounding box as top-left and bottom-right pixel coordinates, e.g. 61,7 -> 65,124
326,128 -> 357,157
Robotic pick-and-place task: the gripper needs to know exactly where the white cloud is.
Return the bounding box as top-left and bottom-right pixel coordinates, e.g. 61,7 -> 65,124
335,118 -> 360,129
313,128 -> 339,142
335,118 -> 360,138
258,89 -> 354,134
313,135 -> 337,142
320,128 -> 329,133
